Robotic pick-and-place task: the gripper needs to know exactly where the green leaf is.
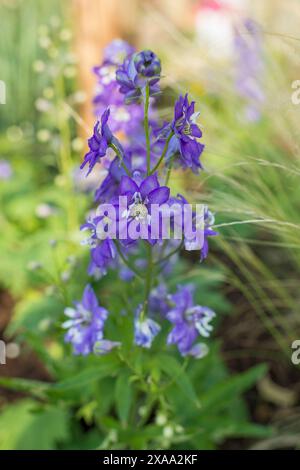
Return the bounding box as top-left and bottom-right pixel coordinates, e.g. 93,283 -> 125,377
213,422 -> 273,441
48,358 -> 121,398
0,376 -> 50,399
199,364 -> 268,413
115,371 -> 133,426
7,293 -> 63,335
0,357 -> 121,401
156,354 -> 200,407
0,400 -> 69,450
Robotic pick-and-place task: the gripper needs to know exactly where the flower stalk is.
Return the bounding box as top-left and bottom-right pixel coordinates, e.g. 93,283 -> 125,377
143,82 -> 151,175
150,131 -> 174,175
65,41 -> 217,359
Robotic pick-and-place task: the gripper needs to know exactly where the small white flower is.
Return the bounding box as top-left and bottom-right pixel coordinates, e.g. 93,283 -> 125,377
163,426 -> 174,439
156,413 -> 167,426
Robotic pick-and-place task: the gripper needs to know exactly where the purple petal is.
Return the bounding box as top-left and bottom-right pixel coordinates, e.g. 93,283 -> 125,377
186,100 -> 195,119
82,285 -> 98,311
80,151 -> 93,170
183,93 -> 189,109
101,108 -> 110,126
139,173 -> 159,199
92,122 -> 101,141
190,124 -> 202,138
166,309 -> 184,324
147,186 -> 170,205
88,135 -> 100,151
174,95 -> 184,121
120,175 -> 139,195
98,137 -> 108,155
177,326 -> 198,354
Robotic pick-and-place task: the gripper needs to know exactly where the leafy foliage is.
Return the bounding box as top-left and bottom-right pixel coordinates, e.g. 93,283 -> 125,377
0,400 -> 69,450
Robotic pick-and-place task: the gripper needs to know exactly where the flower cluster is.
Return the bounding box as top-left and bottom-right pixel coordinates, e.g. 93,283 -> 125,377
93,39 -> 143,136
116,49 -> 161,103
158,93 -> 205,173
64,40 -> 217,359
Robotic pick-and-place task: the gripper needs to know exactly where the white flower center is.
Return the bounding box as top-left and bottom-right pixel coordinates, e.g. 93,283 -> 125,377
129,203 -> 148,221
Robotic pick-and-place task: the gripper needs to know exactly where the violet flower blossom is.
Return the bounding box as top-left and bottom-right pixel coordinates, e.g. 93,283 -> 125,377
116,50 -> 161,103
63,285 -> 118,355
166,285 -> 215,358
160,94 -> 205,173
80,109 -> 124,176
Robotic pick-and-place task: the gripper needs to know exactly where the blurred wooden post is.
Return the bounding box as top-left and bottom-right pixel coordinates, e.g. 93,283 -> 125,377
72,0 -> 138,132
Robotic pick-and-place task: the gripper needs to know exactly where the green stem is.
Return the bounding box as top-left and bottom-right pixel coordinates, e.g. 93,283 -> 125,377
114,240 -> 144,281
138,396 -> 156,427
143,243 -> 153,316
143,83 -> 151,175
155,239 -> 184,268
165,153 -> 176,185
150,131 -> 174,175
160,357 -> 190,394
109,143 -> 131,176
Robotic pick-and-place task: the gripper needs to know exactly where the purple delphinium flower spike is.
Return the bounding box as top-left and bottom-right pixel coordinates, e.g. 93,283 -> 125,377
134,305 -> 161,348
116,50 -> 161,103
69,44 -> 218,359
166,285 -> 215,358
63,285 -> 116,355
80,109 -> 124,176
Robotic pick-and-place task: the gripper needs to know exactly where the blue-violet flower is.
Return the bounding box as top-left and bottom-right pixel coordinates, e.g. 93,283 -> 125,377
166,285 -> 215,358
116,50 -> 161,103
63,285 -> 115,355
